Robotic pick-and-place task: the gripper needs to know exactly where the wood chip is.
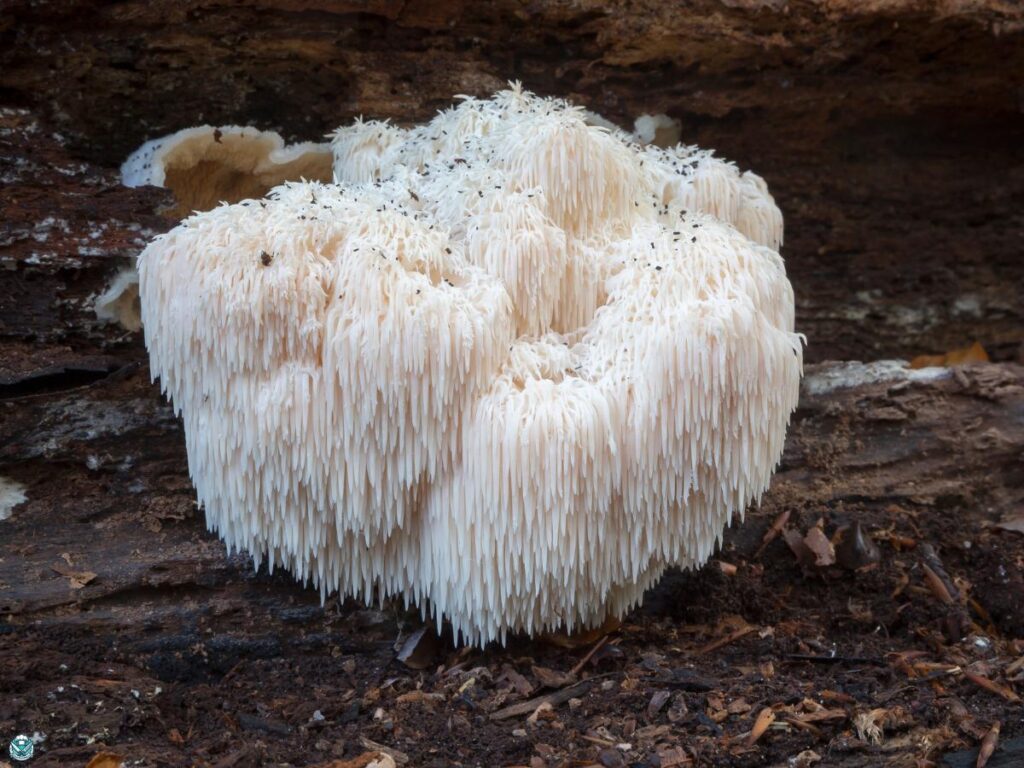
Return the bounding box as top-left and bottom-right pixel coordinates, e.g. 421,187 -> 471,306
532,665 -> 577,689
976,721 -> 1000,768
963,670 -> 1020,703
52,563 -> 97,589
358,738 -> 409,765
746,707 -> 775,746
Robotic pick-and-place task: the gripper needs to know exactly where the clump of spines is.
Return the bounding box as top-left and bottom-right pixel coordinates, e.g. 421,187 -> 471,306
139,83 -> 802,646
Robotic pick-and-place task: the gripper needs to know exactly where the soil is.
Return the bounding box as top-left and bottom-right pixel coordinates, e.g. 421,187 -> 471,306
1,2 -> 1023,766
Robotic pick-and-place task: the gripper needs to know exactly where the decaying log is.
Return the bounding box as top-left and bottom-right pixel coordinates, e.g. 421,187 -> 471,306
2,1 -> 1024,365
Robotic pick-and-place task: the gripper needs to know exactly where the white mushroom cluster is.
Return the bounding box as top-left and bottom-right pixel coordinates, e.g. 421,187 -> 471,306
138,84 -> 802,645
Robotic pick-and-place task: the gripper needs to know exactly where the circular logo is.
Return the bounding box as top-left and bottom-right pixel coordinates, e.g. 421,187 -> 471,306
9,734 -> 34,761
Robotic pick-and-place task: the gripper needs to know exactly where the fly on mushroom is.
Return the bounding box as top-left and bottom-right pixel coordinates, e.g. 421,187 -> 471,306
135,83 -> 803,646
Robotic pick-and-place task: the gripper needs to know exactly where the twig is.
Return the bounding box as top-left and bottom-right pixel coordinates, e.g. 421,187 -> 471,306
754,510 -> 790,558
570,634 -> 609,676
696,625 -> 757,656
489,672 -> 618,720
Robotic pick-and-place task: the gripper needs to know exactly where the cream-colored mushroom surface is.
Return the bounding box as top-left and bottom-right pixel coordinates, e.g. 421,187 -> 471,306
138,85 -> 803,645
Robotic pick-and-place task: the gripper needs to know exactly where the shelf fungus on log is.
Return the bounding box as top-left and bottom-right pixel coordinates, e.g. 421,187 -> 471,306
133,84 -> 803,645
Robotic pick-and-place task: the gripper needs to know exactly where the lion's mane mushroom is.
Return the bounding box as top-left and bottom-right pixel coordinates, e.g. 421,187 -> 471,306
137,84 -> 803,645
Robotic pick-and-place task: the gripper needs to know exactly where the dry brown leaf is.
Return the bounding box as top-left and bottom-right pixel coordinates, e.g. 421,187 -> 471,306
747,707 -> 776,746
909,341 -> 989,369
85,754 -> 123,768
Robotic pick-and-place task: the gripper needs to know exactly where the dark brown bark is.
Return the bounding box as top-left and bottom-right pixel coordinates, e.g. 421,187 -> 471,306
3,0 -> 1024,364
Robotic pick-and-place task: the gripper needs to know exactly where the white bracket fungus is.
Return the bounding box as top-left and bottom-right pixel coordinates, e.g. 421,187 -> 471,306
0,476 -> 28,522
122,125 -> 333,217
136,85 -> 803,645
632,113 -> 682,148
93,267 -> 141,332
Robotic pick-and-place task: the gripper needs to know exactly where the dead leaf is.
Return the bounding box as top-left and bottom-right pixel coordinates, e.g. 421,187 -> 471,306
85,753 -> 123,768
909,341 -> 989,369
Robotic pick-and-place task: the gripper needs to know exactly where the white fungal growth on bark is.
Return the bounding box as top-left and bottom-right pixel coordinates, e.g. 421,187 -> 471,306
0,477 -> 27,522
94,267 -> 141,331
137,84 -> 802,645
122,125 -> 332,215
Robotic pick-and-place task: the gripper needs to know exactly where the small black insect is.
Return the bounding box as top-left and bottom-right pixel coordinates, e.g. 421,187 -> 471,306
260,251 -> 273,266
